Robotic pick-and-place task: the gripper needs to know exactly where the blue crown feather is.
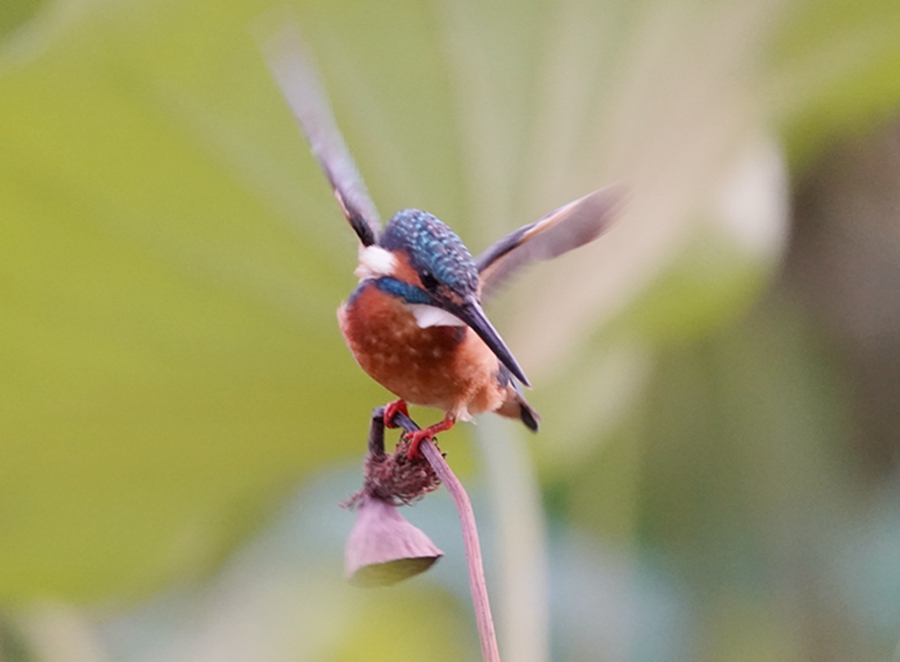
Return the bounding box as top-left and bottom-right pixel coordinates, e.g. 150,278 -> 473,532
380,209 -> 479,296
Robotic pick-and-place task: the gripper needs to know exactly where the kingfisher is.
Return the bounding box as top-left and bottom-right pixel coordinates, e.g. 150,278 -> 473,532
263,28 -> 622,456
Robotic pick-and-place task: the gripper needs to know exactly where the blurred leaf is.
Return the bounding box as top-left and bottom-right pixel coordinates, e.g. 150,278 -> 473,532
765,0 -> 900,166
1,0 -> 899,606
559,293 -> 856,658
0,0 -> 470,602
0,0 -> 41,39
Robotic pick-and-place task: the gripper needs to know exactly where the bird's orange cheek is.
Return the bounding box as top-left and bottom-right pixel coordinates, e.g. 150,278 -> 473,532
388,251 -> 425,288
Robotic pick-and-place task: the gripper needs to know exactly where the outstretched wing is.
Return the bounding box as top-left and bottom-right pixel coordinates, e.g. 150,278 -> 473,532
476,184 -> 625,299
261,25 -> 382,246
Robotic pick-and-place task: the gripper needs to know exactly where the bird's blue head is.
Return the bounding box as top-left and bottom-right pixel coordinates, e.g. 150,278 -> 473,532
379,209 -> 479,297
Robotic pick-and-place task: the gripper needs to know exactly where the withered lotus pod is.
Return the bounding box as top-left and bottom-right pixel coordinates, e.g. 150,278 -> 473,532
345,493 -> 443,587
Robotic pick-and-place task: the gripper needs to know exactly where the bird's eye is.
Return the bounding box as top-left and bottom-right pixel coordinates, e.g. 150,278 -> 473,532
420,271 -> 439,290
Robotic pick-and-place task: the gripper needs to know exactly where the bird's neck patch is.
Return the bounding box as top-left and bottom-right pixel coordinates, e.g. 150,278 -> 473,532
355,245 -> 397,280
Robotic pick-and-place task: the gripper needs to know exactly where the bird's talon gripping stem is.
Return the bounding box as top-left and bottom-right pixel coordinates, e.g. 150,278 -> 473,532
404,416 -> 456,459
404,429 -> 433,460
384,399 -> 409,428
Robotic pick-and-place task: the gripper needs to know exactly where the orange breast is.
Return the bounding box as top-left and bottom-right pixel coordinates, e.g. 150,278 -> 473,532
337,283 -> 504,419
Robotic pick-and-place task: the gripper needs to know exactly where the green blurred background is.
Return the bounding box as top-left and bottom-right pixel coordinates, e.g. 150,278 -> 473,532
2,0 -> 900,660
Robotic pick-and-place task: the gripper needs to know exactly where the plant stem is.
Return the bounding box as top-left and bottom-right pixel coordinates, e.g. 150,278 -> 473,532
390,412 -> 501,662
421,440 -> 500,662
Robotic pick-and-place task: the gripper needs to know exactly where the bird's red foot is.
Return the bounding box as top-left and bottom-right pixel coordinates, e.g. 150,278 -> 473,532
405,416 -> 455,459
384,399 -> 409,428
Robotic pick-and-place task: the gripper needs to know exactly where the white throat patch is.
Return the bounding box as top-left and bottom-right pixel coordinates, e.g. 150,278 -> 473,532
408,304 -> 466,328
355,245 -> 397,280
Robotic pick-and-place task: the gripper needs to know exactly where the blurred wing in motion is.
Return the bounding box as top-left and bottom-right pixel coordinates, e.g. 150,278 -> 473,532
261,25 -> 382,247
476,184 -> 625,299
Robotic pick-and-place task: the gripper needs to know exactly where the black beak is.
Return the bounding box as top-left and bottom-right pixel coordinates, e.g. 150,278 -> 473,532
441,294 -> 530,387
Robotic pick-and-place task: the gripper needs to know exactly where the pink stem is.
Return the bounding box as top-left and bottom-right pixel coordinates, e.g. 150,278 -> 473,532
420,439 -> 501,662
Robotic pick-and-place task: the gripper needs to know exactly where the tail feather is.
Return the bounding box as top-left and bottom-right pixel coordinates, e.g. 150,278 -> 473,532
495,364 -> 541,432
518,400 -> 540,432
496,388 -> 541,432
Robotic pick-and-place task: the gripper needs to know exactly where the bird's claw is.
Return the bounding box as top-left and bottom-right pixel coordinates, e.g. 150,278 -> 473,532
384,400 -> 409,428
404,428 -> 434,459
402,416 -> 455,459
